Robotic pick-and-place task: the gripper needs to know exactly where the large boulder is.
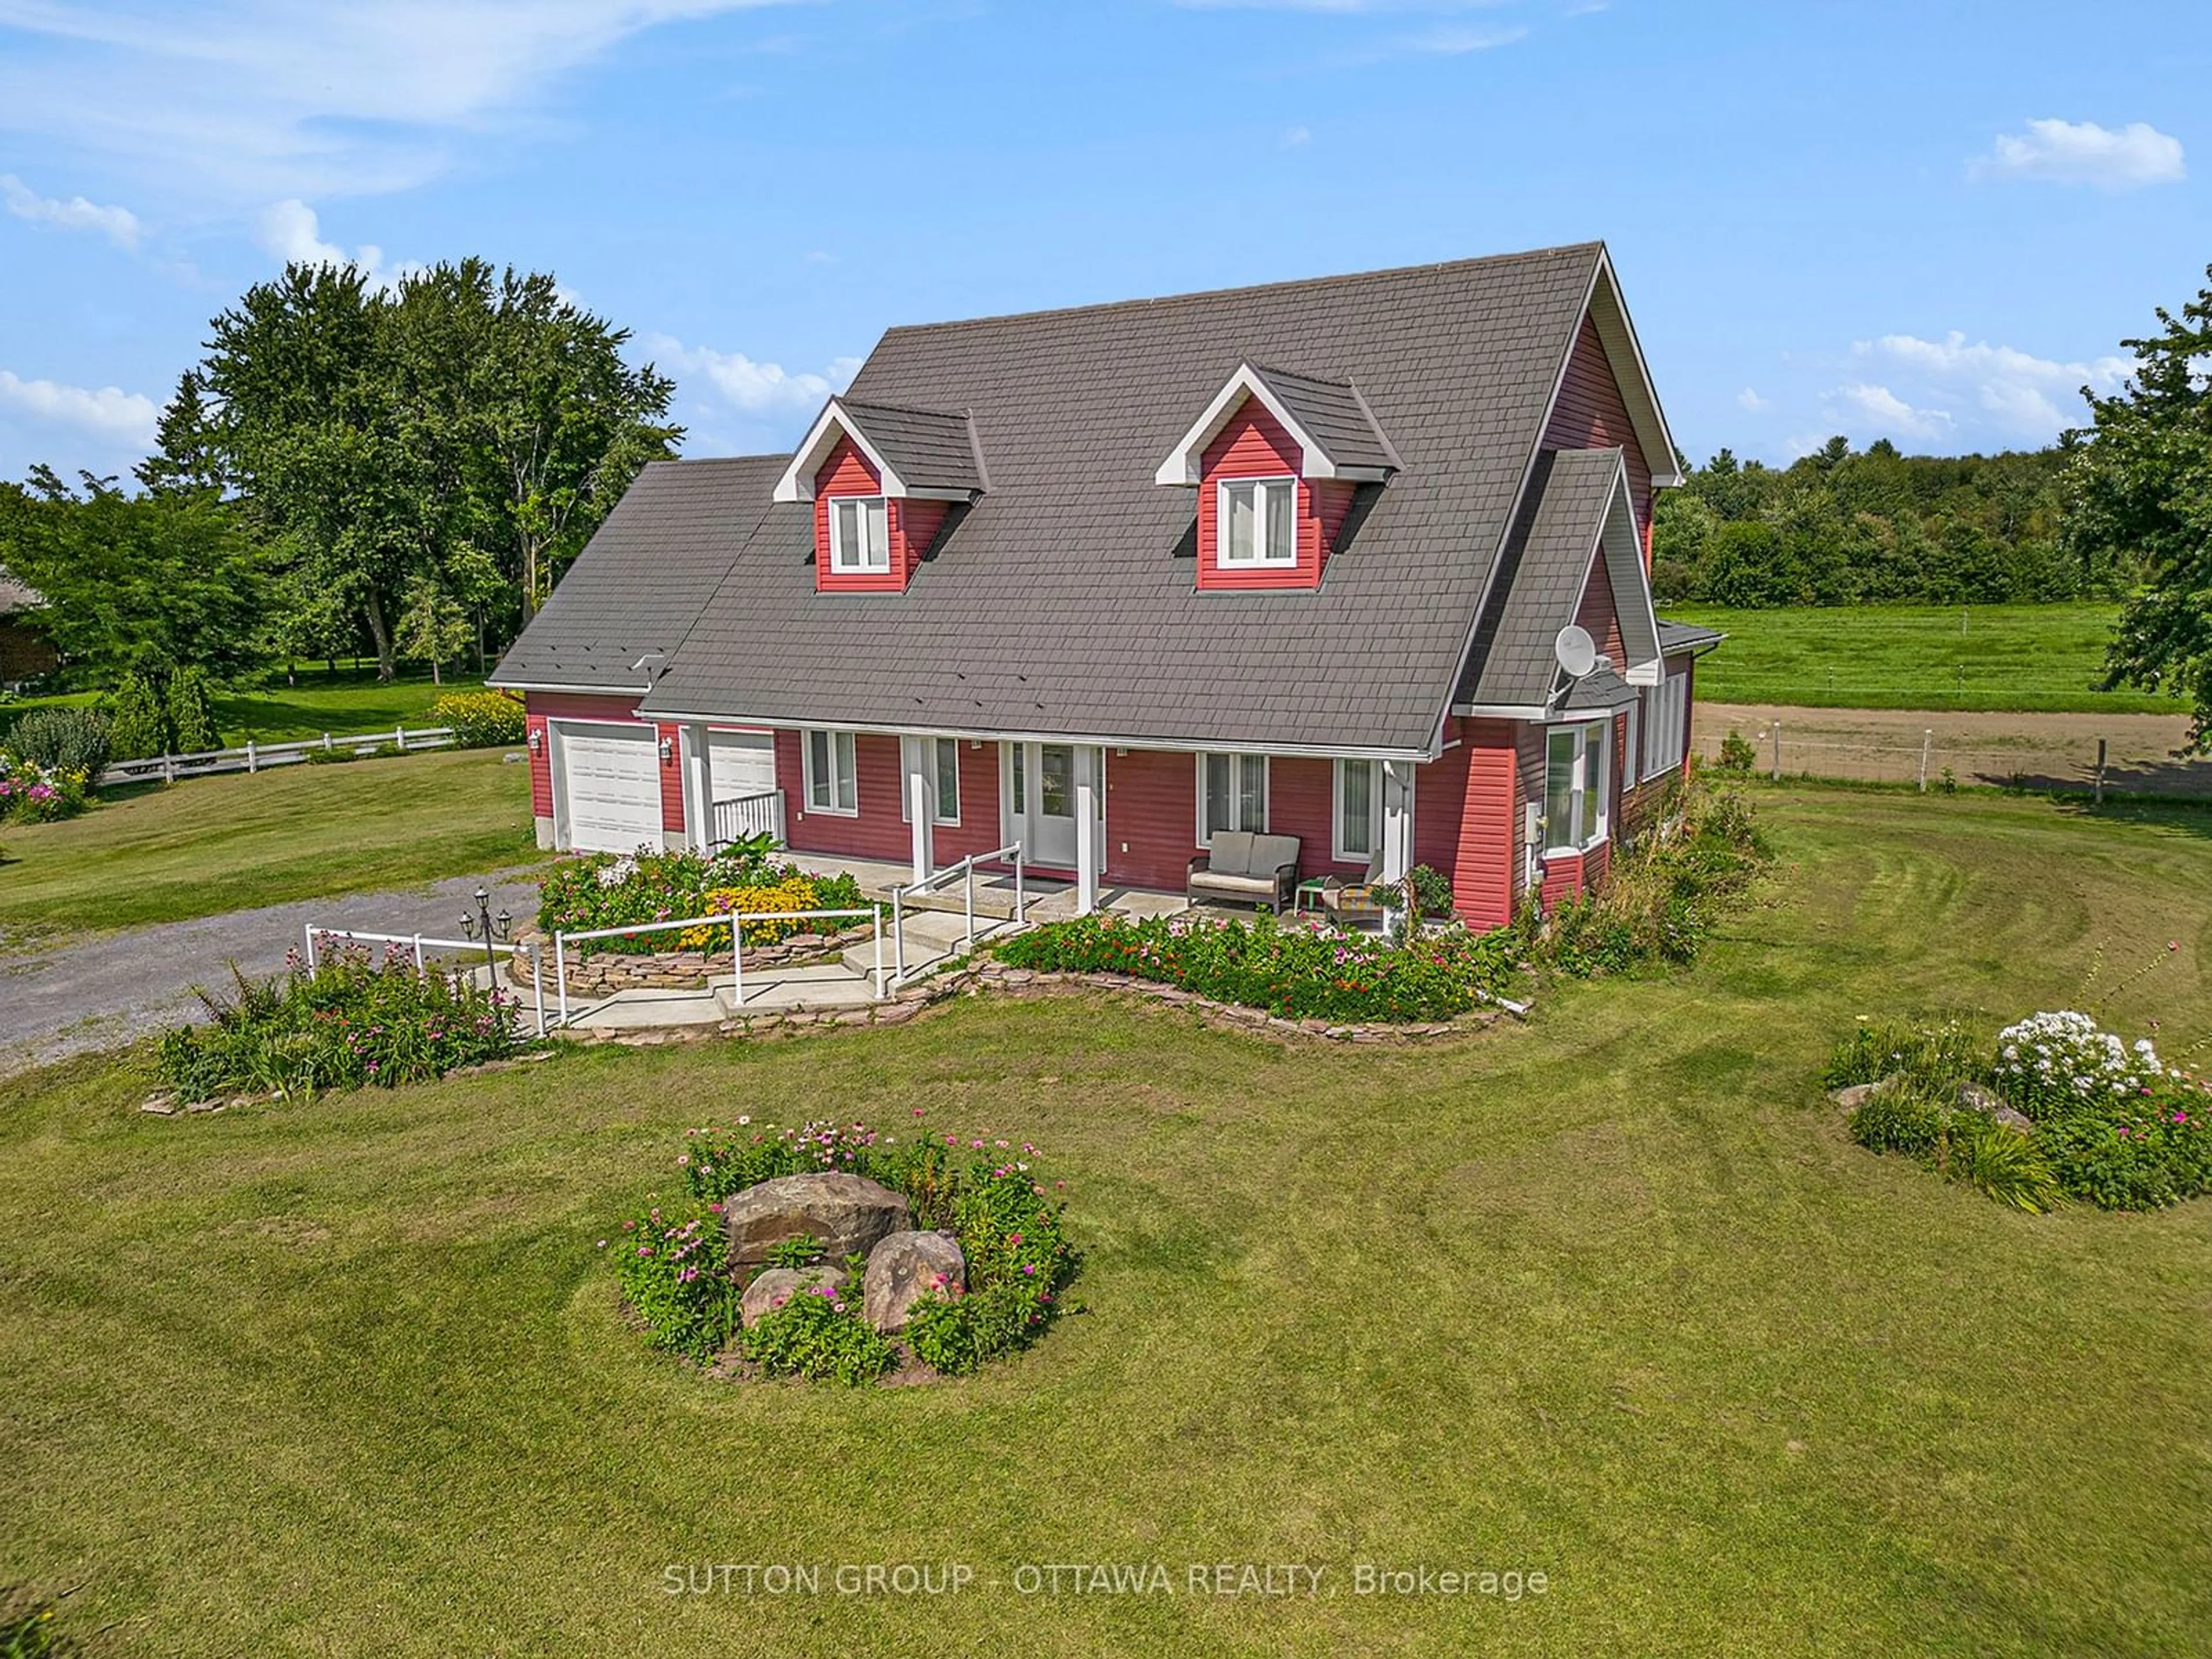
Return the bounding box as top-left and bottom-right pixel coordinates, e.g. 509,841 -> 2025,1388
723,1172 -> 912,1277
863,1230 -> 966,1333
740,1264 -> 851,1327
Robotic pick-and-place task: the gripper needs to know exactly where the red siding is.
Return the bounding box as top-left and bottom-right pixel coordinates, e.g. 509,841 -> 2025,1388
1574,551 -> 1628,668
779,729 -> 912,862
656,722 -> 686,836
1103,749 -> 1198,891
930,740 -> 1003,865
813,437 -> 932,593
1315,479 -> 1358,550
1540,850 -> 1584,912
1195,403 -> 1326,591
1545,312 -> 1652,557
1264,756 -> 1377,883
523,690 -> 652,823
1438,719 -> 1520,928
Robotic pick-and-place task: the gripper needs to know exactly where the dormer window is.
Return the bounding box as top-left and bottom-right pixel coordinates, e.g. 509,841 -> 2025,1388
830,496 -> 890,573
1219,478 -> 1297,567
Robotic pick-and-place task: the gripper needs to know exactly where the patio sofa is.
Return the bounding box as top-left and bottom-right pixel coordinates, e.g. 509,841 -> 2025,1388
1187,831 -> 1301,914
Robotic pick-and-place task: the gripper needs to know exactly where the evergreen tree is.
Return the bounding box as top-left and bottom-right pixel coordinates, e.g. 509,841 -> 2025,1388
165,666 -> 223,753
106,673 -> 172,761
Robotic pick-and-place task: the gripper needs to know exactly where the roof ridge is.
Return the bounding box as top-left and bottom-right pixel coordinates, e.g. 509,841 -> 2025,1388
876,241 -> 1606,339
838,395 -> 970,420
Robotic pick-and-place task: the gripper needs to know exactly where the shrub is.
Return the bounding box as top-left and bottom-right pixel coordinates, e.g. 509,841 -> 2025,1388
1848,1080 -> 1950,1158
428,690 -> 526,749
104,673 -> 170,760
1716,729 -> 1758,772
2,706 -> 111,778
741,1286 -> 898,1385
156,940 -> 531,1103
1944,1112 -> 2065,1214
165,666 -> 222,753
995,907 -> 1518,1022
1824,1017 -> 1987,1090
2036,1100 -> 2212,1211
1993,1010 -> 2164,1120
606,1205 -> 739,1362
537,842 -> 869,953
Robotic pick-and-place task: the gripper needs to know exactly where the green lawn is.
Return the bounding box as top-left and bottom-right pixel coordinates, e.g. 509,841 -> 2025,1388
1,669 -> 488,746
0,747 -> 542,937
1668,602 -> 2185,714
3,786 -> 2210,1656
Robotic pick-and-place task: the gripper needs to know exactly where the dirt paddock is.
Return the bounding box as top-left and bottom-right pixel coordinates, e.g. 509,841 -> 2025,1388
1696,702 -> 2212,798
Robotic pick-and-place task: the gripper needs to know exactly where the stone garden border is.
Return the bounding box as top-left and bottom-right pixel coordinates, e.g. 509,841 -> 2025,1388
505,923 -> 878,998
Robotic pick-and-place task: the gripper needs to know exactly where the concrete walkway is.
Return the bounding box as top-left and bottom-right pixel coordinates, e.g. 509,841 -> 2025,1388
0,870 -> 543,1080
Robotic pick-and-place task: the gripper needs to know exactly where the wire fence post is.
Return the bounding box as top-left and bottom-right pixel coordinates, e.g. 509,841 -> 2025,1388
1918,729 -> 1932,793
732,915 -> 744,1007
1770,722 -> 1782,782
555,931 -> 570,1028
304,923 -> 317,970
2094,738 -> 2108,806
245,739 -> 257,774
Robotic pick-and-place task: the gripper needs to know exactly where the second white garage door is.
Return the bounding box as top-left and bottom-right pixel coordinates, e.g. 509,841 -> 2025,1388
556,722 -> 662,854
707,729 -> 776,801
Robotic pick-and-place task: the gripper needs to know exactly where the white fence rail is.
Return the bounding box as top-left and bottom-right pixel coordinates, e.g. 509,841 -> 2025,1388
710,788 -> 786,849
302,925 -> 547,1038
551,904 -> 887,1027
892,842 -> 1025,987
99,724 -> 460,787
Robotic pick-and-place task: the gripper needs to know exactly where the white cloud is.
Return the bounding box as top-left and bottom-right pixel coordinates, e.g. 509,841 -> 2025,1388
0,1 -> 800,206
1969,119 -> 2186,191
1829,382 -> 1953,440
1736,387 -> 1770,413
253,199 -> 422,291
0,173 -> 142,249
1854,331 -> 2130,441
647,335 -> 861,416
1279,124 -> 1312,147
0,369 -> 159,445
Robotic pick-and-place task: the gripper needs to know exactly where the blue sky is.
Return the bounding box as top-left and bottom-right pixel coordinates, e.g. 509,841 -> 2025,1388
0,0 -> 2202,483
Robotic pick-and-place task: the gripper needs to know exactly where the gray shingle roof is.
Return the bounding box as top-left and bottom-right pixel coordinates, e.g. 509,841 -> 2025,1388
1560,667 -> 1640,711
1457,448 -> 1623,711
1657,618 -> 1726,656
499,242 -> 1616,752
0,569 -> 40,615
488,455 -> 779,692
1248,365 -> 1400,474
838,400 -> 985,494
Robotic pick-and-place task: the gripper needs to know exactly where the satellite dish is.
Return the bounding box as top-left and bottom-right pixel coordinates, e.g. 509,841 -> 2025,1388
1554,624 -> 1597,680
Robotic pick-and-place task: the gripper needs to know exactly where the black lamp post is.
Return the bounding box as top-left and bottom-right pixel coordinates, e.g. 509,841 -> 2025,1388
459,885 -> 513,975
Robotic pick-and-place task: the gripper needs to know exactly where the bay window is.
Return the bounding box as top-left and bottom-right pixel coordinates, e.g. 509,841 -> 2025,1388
1217,478 -> 1297,567
1543,722 -> 1609,853
830,495 -> 890,573
1334,757 -> 1379,863
803,728 -> 857,815
1641,669 -> 1688,779
1197,752 -> 1268,843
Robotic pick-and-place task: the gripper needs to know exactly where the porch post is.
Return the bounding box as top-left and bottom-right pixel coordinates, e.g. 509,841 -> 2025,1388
683,722 -> 711,849
1381,759 -> 1415,885
903,737 -> 934,885
1073,745 -> 1101,915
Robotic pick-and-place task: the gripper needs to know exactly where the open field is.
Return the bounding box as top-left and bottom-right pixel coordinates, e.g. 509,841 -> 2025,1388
1,670 -> 490,746
3,786 -> 2210,1656
0,747 -> 542,938
1698,702 -> 2212,798
1667,603 -> 2182,714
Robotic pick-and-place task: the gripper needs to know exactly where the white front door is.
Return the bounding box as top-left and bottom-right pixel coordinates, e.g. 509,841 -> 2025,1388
707,730 -> 775,800
1005,743 -> 1101,870
554,722 -> 662,854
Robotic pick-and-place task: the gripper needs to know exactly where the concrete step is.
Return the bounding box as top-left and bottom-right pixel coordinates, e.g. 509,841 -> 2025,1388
717,967 -> 879,1015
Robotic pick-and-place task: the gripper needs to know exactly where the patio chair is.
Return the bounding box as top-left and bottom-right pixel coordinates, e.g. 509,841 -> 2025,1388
1317,851 -> 1390,927
1187,831 -> 1302,914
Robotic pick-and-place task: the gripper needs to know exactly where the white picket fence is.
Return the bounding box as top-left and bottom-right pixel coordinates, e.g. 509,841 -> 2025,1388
98,724 -> 460,787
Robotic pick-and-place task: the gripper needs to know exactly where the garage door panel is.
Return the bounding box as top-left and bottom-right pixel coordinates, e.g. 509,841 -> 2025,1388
707,730 -> 775,801
556,722 -> 662,854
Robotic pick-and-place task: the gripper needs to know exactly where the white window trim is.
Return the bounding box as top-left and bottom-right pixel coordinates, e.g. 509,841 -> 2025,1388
1195,752 -> 1270,846
1214,476 -> 1300,569
802,728 -> 858,816
900,736 -> 962,827
1641,669 -> 1688,781
828,494 -> 891,574
1332,757 -> 1381,864
1543,721 -> 1611,857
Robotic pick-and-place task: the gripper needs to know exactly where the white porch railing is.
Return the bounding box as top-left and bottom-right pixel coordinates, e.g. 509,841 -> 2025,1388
710,789 -> 786,849
551,903 -> 886,1026
100,724 -> 459,787
891,842 -> 1026,987
301,925 -> 547,1037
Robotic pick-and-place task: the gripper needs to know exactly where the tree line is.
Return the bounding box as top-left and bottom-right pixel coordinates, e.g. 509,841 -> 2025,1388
1650,438 -> 2128,608
0,257 -> 679,692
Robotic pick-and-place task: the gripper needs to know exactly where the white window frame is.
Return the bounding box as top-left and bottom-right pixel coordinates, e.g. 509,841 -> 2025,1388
899,737 -> 961,826
1332,757 -> 1380,864
1195,752 -> 1269,845
1622,698 -> 1640,789
1543,721 -> 1610,855
828,495 -> 891,574
1215,476 -> 1299,569
1641,669 -> 1688,781
802,728 -> 858,816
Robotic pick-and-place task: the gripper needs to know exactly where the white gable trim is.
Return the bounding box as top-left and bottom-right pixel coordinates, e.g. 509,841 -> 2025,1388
1589,250 -> 1683,489
1153,362 -> 1391,487
1572,456 -> 1665,687
774,400 -> 911,502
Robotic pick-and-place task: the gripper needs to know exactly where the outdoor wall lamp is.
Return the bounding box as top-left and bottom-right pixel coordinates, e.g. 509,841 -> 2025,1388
527,728 -> 542,755
658,736 -> 675,763
459,885 -> 513,975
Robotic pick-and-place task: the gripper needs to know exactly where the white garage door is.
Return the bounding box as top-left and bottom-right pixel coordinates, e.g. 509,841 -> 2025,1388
556,722 -> 662,854
707,729 -> 776,801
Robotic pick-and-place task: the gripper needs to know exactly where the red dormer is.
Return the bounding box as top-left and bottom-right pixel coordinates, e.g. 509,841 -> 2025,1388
774,398 -> 986,593
1156,362 -> 1399,592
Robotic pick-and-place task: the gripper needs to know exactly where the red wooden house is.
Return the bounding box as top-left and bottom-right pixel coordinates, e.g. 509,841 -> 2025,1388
490,242 -> 1719,926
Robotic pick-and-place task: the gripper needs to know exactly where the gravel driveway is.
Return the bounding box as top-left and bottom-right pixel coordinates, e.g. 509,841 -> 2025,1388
0,870 -> 544,1080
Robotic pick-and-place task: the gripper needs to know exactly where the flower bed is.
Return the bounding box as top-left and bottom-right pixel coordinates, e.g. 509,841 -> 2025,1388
994,908 -> 1518,1023
0,749 -> 90,824
605,1111 -> 1078,1381
1828,1007 -> 2212,1212
536,836 -> 867,952
157,940 -> 533,1103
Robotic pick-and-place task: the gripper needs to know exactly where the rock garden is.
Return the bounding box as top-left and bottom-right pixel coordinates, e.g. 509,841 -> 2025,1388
604,1111 -> 1078,1384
